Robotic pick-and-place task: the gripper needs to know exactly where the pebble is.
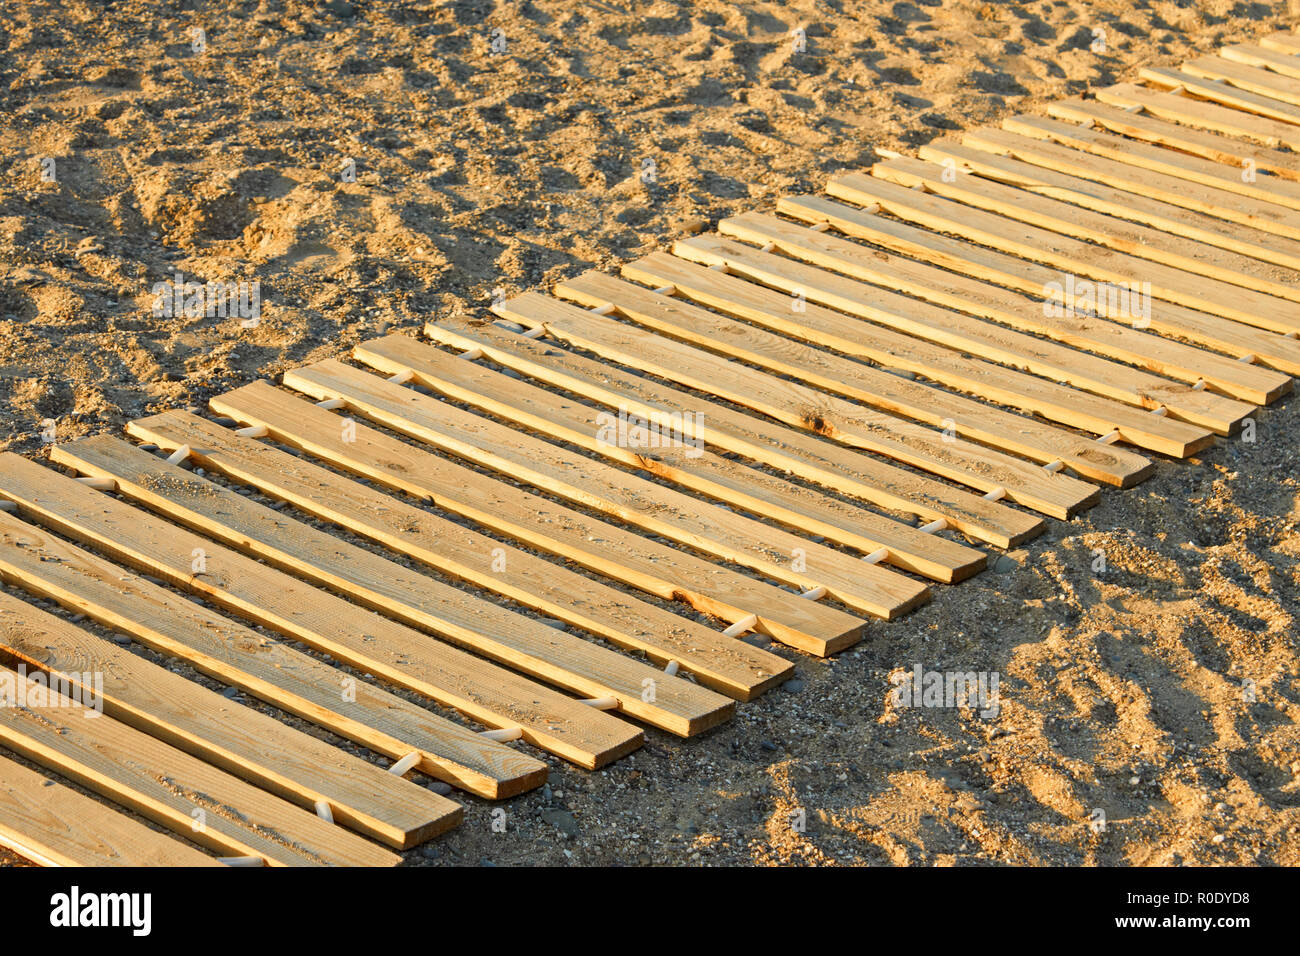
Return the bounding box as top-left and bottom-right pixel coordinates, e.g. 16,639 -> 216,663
782,679 -> 806,693
993,555 -> 1017,574
760,740 -> 778,752
111,633 -> 132,646
222,686 -> 240,699
541,808 -> 579,837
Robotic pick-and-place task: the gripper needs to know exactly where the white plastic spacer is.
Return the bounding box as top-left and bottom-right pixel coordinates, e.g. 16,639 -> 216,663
481,726 -> 523,742
388,369 -> 414,385
1192,378 -> 1207,391
165,444 -> 192,466
663,660 -> 680,676
315,398 -> 345,410
861,547 -> 890,565
862,203 -> 881,215
1096,429 -> 1121,445
459,347 -> 484,361
75,476 -> 116,491
809,222 -> 831,232
722,613 -> 759,638
1284,330 -> 1298,339
1043,459 -> 1065,474
1168,85 -> 1185,96
1123,103 -> 1144,112
983,487 -> 1007,501
388,750 -> 421,776
1150,406 -> 1168,417
590,303 -> 616,316
219,856 -> 265,867
314,800 -> 334,824
521,326 -> 546,339
1237,353 -> 1256,364
235,425 -> 268,438
652,285 -> 675,295
0,501 -> 15,512
799,584 -> 827,601
708,263 -> 728,272
580,696 -> 619,710
918,517 -> 948,534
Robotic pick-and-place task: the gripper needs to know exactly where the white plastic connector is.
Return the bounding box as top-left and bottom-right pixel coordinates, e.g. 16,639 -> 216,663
315,398 -> 345,410
983,486 -> 1007,501
760,242 -> 776,253
388,369 -> 414,385
580,696 -> 619,710
1043,459 -> 1065,474
1192,378 -> 1207,391
75,476 -> 116,491
235,425 -> 268,438
1237,353 -> 1256,364
799,584 -> 827,601
652,285 -> 675,295
722,613 -> 759,638
165,445 -> 192,466
481,726 -> 523,742
589,303 -> 616,316
521,326 -> 546,339
663,660 -> 680,676
219,856 -> 265,867
388,751 -> 421,776
314,800 -> 334,824
1096,429 -> 1121,445
861,547 -> 890,565
0,501 -> 16,512
809,222 -> 831,232
918,517 -> 948,534
1150,406 -> 1168,417
459,347 -> 484,361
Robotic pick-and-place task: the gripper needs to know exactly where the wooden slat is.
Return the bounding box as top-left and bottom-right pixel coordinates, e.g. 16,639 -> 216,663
765,198 -> 1285,408
424,319 -> 1043,549
200,381 -> 864,657
356,334 -> 985,585
0,659 -> 402,866
89,422 -> 790,704
1221,43 -> 1300,81
568,266 -> 1205,461
1181,55 -> 1300,108
0,513 -> 463,849
1096,82 -> 1300,151
0,588 -> 456,854
1002,114 -> 1300,219
283,359 -> 929,622
0,453 -> 551,794
838,171 -> 1300,338
936,130 -> 1300,268
785,190 -> 1300,378
1259,31 -> 1300,57
1049,96 -> 1300,182
494,292 -> 1104,517
50,443 -> 719,742
0,756 -> 218,867
1139,65 -> 1300,126
703,215 -> 1254,433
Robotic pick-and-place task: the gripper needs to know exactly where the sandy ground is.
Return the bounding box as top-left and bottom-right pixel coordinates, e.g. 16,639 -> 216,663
1,0 -> 1298,866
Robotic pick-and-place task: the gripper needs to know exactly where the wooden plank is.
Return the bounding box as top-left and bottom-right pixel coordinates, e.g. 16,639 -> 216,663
493,292 -> 1103,517
1096,82 -> 1300,151
935,130 -> 1300,269
0,660 -> 402,866
100,418 -> 792,700
571,265 -> 1207,457
762,199 -> 1285,408
0,589 -> 455,855
790,191 -> 1300,378
840,170 -> 1300,337
0,756 -> 218,867
0,454 -> 551,794
1139,65 -> 1300,126
283,359 -> 930,622
1002,114 -> 1300,219
356,334 -> 986,585
47,447 -> 719,742
0,514 -> 464,850
201,381 -> 865,657
1259,31 -> 1300,57
704,215 -> 1255,433
1221,43 -> 1300,81
425,320 -> 1043,549
1049,96 -> 1300,182
1181,55 -> 1300,108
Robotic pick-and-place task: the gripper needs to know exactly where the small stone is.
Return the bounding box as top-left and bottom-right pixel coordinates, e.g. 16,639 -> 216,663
541,808 -> 579,837
993,555 -> 1017,573
760,740 -> 778,752
112,633 -> 132,646
783,679 -> 805,693
222,686 -> 240,699
1212,834 -> 1225,844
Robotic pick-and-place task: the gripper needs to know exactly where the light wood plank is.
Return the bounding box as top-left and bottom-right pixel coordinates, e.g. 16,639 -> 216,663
356,334 -> 985,585
1181,55 -> 1300,108
424,319 -> 1043,549
0,756 -> 218,867
48,442 -> 718,741
494,292 -> 1102,518
1139,65 -> 1300,126
1002,114 -> 1300,220
764,199 -> 1285,408
201,380 -> 865,656
1221,43 -> 1300,81
0,659 -> 402,866
1096,82 -> 1300,151
1049,96 -> 1300,182
937,130 -> 1300,269
0,588 -> 454,855
0,453 -> 551,794
103,416 -> 791,701
1259,31 -> 1300,57
703,215 -> 1251,435
283,359 -> 930,622
842,170 -> 1300,337
0,513 -> 463,849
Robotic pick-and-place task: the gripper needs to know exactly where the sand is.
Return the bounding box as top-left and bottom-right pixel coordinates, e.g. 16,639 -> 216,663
1,0 -> 1298,865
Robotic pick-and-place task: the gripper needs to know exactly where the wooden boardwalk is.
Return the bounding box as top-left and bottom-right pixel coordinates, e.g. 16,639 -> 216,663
4,31 -> 1300,865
